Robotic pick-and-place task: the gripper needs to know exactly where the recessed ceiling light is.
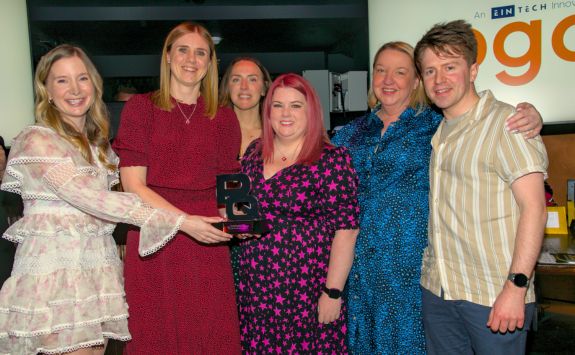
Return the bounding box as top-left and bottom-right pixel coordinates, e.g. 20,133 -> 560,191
212,36 -> 222,45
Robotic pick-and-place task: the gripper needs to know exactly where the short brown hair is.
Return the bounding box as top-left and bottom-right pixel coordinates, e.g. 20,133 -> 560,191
414,20 -> 477,74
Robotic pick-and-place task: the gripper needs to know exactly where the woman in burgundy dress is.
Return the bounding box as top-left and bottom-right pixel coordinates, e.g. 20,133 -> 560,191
113,22 -> 241,354
237,73 -> 360,353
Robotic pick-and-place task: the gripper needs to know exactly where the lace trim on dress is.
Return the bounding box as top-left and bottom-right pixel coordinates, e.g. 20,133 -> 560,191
0,329 -> 131,354
3,222 -> 115,244
11,248 -> 120,276
44,160 -> 84,191
108,176 -> 120,189
0,181 -> 20,195
2,292 -> 124,315
107,155 -> 120,189
36,334 -> 131,355
139,213 -> 185,257
20,192 -> 62,201
1,314 -> 129,338
6,313 -> 129,337
1,157 -> 64,195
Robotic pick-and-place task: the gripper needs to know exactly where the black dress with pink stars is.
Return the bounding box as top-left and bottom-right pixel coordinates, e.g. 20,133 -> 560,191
237,141 -> 360,354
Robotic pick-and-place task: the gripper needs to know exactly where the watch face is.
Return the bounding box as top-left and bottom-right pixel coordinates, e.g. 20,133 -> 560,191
513,273 -> 529,287
324,286 -> 342,298
329,289 -> 342,298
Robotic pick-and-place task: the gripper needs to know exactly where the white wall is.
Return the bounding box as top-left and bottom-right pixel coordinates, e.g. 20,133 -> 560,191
368,0 -> 575,124
0,0 -> 34,145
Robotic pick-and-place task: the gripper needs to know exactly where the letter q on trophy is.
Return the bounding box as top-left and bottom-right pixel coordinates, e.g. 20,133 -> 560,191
213,173 -> 268,235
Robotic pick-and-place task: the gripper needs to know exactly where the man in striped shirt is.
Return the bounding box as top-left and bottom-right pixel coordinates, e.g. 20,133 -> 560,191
414,20 -> 548,355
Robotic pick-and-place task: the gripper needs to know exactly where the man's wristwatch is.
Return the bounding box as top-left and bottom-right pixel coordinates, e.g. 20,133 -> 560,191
507,273 -> 530,288
323,286 -> 343,299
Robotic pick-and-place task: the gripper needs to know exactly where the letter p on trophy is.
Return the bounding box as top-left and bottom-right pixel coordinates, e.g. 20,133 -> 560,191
213,173 -> 268,235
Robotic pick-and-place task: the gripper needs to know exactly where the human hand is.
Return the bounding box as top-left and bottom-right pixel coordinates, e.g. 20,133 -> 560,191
181,215 -> 233,244
505,102 -> 543,139
317,293 -> 342,324
487,283 -> 527,333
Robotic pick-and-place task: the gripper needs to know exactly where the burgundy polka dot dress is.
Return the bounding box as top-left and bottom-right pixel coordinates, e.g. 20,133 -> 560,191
113,93 -> 242,354
237,141 -> 360,354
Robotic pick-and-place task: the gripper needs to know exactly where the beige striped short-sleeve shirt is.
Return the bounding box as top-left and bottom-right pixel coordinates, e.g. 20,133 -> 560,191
420,90 -> 548,306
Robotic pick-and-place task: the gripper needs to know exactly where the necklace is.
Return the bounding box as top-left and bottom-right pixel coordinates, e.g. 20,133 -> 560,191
175,100 -> 197,124
274,140 -> 303,162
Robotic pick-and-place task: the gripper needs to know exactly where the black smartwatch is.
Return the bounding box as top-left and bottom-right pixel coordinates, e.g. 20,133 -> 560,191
323,286 -> 342,299
507,273 -> 530,288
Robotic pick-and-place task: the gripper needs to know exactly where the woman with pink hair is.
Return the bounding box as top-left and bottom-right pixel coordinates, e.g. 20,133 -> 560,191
236,73 -> 360,353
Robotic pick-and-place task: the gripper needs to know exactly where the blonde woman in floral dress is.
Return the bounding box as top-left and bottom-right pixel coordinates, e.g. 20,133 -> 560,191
0,44 -> 230,355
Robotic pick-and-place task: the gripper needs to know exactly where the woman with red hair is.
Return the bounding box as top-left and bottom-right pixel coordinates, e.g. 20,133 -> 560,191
236,73 -> 360,353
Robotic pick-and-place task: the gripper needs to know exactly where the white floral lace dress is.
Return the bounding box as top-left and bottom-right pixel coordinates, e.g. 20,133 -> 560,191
0,126 -> 184,355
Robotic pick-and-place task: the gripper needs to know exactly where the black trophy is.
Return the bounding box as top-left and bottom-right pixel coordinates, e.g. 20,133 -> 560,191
213,173 -> 268,235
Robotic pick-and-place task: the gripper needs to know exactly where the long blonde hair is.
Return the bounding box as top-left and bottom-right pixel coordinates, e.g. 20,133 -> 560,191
367,41 -> 428,112
34,44 -> 115,170
152,22 -> 219,118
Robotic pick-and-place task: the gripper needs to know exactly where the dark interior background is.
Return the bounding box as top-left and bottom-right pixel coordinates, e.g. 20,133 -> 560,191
27,0 -> 370,101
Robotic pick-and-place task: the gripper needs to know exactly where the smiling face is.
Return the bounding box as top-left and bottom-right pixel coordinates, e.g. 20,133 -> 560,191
420,47 -> 479,119
167,32 -> 210,90
45,55 -> 94,129
269,87 -> 308,142
372,48 -> 419,115
228,60 -> 266,111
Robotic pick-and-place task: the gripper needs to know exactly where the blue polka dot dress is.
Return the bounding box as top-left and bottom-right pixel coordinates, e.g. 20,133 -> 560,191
332,106 -> 442,354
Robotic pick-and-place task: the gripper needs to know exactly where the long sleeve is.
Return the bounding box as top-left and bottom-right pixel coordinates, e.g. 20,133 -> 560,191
2,126 -> 184,256
43,160 -> 184,256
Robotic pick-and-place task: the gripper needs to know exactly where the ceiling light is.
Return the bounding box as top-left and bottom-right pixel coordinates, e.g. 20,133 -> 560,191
212,36 -> 222,45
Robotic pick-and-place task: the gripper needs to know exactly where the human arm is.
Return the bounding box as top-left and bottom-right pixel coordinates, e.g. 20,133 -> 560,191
113,94 -> 232,243
120,166 -> 232,244
316,146 -> 360,324
120,166 -> 185,214
318,228 -> 358,324
487,172 -> 546,333
505,102 -> 543,138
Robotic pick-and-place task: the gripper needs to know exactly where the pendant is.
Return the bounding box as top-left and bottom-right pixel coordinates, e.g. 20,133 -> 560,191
281,157 -> 287,161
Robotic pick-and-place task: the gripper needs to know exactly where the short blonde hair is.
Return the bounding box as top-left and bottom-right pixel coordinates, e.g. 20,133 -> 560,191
152,22 -> 219,118
367,41 -> 428,112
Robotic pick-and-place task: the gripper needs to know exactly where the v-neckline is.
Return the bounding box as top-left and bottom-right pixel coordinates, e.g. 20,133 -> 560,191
262,163 -> 294,181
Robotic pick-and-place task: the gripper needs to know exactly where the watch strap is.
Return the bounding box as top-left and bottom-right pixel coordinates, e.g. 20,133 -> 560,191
323,285 -> 342,299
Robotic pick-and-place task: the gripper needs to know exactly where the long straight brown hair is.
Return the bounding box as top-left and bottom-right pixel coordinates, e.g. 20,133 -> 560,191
151,22 -> 219,118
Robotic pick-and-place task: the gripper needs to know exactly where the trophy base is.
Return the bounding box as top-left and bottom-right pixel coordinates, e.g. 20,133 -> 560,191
212,220 -> 268,235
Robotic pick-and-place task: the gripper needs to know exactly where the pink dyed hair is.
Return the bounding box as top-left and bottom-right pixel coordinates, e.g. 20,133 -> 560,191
259,73 -> 331,165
